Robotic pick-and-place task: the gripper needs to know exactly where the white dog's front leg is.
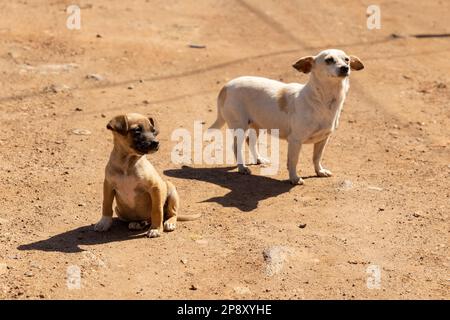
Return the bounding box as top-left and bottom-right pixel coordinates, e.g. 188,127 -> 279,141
313,137 -> 332,177
287,139 -> 303,185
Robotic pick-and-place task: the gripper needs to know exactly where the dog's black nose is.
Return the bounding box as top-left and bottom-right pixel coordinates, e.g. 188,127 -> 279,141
340,66 -> 349,74
151,140 -> 159,149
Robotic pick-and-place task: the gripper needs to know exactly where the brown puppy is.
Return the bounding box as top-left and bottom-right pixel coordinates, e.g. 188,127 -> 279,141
94,113 -> 200,238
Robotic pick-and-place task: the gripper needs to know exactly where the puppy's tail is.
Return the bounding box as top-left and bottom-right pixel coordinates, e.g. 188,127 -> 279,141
166,181 -> 202,222
208,86 -> 227,130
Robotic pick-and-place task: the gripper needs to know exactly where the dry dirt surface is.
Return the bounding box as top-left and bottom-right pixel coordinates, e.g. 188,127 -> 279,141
0,0 -> 449,300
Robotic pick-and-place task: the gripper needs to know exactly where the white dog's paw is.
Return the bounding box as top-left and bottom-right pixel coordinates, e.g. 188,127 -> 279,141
146,229 -> 162,238
289,176 -> 304,185
94,216 -> 113,232
256,157 -> 271,165
164,222 -> 176,232
238,165 -> 252,175
128,221 -> 149,231
316,168 -> 333,177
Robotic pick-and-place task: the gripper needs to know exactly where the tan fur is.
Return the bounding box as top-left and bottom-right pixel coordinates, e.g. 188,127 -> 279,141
95,113 -> 200,238
277,88 -> 289,113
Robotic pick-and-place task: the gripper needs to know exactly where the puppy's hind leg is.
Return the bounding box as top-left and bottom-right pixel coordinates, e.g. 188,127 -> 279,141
128,221 -> 149,230
163,181 -> 178,232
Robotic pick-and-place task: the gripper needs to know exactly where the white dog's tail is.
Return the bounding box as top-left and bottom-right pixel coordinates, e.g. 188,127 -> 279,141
208,86 -> 227,130
209,113 -> 225,129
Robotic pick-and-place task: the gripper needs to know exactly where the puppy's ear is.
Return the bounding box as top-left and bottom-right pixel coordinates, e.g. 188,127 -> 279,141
107,115 -> 128,135
293,56 -> 315,73
349,55 -> 364,71
148,117 -> 159,136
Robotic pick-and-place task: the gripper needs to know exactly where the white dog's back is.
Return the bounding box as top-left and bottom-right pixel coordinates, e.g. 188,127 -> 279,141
211,76 -> 303,135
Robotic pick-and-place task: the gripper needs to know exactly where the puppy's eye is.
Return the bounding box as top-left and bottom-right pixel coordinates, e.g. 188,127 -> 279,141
131,126 -> 142,133
344,57 -> 350,62
325,57 -> 335,64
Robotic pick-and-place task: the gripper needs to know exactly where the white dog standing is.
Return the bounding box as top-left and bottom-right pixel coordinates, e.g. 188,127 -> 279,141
209,49 -> 364,185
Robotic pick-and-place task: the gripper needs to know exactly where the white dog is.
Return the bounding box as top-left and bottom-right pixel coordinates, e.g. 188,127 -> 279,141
209,49 -> 364,184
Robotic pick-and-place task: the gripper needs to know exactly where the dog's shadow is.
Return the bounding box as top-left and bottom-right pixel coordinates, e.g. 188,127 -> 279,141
164,166 -> 295,212
18,166 -> 296,253
18,220 -> 147,253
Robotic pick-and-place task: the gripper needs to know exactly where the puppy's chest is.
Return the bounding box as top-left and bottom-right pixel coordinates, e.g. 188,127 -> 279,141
111,173 -> 147,208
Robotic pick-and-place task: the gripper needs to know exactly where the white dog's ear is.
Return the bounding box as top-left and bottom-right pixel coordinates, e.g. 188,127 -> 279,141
107,115 -> 128,135
293,56 -> 315,73
349,55 -> 364,71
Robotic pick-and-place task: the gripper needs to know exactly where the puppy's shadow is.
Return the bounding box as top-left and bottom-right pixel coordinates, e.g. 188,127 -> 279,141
164,166 -> 295,212
18,220 -> 146,253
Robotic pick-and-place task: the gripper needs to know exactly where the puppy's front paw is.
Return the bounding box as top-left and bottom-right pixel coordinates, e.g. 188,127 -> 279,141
238,165 -> 252,175
94,216 -> 113,232
290,176 -> 304,185
164,221 -> 176,232
316,168 -> 333,177
147,229 -> 162,238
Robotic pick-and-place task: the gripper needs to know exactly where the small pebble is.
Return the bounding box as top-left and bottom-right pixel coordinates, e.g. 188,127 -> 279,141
188,44 -> 206,49
86,73 -> 104,81
71,128 -> 91,136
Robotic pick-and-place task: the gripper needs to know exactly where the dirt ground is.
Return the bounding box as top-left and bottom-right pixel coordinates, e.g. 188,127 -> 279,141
0,0 -> 449,300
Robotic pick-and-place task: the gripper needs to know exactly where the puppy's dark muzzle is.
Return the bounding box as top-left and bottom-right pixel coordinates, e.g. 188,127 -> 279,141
134,140 -> 159,154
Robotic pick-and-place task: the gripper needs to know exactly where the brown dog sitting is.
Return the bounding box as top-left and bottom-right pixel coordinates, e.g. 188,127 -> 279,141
94,113 -> 200,238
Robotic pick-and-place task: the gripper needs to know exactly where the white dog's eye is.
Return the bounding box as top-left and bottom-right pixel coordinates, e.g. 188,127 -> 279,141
344,57 -> 350,62
325,57 -> 335,64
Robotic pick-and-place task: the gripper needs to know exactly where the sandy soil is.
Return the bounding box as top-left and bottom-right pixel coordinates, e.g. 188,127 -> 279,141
0,0 -> 449,299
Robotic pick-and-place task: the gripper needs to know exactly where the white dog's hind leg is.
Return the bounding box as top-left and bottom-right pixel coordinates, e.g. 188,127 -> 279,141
229,123 -> 251,175
247,127 -> 270,165
313,137 -> 332,177
287,139 -> 303,185
234,135 -> 251,175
